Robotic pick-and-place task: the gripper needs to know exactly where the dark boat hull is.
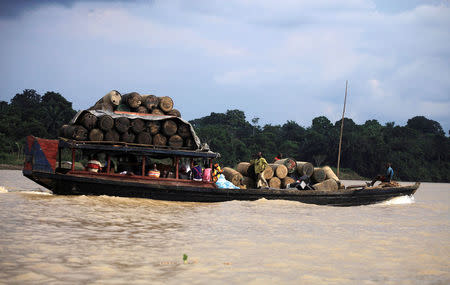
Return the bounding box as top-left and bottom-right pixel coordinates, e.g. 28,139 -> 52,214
23,170 -> 420,207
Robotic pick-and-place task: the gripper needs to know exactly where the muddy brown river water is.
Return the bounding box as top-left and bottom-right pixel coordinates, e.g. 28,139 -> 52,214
0,170 -> 449,284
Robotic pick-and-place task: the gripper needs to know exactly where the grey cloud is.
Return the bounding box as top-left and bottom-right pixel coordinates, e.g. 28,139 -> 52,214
0,0 -> 448,132
373,0 -> 445,13
0,0 -> 141,18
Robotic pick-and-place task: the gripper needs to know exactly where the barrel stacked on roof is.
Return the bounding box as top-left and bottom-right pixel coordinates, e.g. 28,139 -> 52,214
59,90 -> 197,150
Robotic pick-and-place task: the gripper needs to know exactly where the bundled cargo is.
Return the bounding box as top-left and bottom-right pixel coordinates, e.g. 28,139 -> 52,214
296,161 -> 314,177
74,90 -> 346,191
322,166 -> 342,188
313,178 -> 338,191
236,162 -> 251,177
261,166 -> 274,180
268,177 -> 281,188
269,163 -> 288,179
281,176 -> 295,189
323,166 -> 340,182
223,167 -> 244,186
89,90 -> 181,117
59,110 -> 201,150
235,161 -> 273,180
229,158 -> 344,190
58,89 -> 205,151
311,167 -> 326,183
89,90 -> 122,113
274,158 -> 297,174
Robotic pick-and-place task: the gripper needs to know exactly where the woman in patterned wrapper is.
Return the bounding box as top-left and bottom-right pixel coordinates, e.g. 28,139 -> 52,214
212,163 -> 223,182
148,163 -> 160,178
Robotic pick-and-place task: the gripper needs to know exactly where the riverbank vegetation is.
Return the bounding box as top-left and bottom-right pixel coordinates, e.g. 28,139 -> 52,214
190,112 -> 449,182
1,90 -> 448,182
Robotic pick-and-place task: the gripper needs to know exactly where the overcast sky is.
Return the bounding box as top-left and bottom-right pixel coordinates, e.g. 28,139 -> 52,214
0,0 -> 449,132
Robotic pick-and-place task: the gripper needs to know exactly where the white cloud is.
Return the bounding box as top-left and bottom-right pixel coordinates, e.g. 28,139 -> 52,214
18,4 -> 248,58
0,0 -> 449,131
214,68 -> 277,85
367,79 -> 391,99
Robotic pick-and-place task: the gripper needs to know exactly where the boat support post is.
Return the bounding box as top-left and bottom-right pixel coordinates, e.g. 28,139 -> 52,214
175,157 -> 179,179
71,148 -> 75,171
107,155 -> 111,174
141,155 -> 145,177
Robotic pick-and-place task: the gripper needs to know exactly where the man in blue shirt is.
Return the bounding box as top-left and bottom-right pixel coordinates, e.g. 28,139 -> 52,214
368,163 -> 394,187
386,163 -> 394,181
191,162 -> 203,182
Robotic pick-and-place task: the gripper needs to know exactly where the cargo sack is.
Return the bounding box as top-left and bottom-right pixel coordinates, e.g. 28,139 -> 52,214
215,175 -> 239,189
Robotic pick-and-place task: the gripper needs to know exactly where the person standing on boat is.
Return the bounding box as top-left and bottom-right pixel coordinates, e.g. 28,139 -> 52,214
251,152 -> 269,188
368,163 -> 394,186
192,162 -> 203,182
274,152 -> 283,162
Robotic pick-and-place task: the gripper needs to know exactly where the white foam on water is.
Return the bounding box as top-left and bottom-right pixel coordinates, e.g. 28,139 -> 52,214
382,195 -> 415,205
20,191 -> 53,195
0,185 -> 52,195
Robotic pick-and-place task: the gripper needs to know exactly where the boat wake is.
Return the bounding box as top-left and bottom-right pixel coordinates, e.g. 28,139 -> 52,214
381,195 -> 415,205
0,185 -> 52,195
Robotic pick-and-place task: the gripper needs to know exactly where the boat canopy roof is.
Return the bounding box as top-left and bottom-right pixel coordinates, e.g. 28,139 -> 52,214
58,139 -> 220,159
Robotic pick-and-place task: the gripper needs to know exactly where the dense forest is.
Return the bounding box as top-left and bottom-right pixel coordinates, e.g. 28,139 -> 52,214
190,110 -> 449,182
0,90 -> 76,160
1,89 -> 449,182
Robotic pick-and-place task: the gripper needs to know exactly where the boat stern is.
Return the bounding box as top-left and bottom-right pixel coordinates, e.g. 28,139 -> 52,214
23,135 -> 59,189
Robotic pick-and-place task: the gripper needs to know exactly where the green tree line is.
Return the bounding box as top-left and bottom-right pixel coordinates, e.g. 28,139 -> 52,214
1,89 -> 449,182
190,110 -> 449,182
0,89 -> 76,161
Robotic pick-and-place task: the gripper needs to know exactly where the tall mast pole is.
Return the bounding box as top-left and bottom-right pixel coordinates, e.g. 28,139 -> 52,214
337,80 -> 348,177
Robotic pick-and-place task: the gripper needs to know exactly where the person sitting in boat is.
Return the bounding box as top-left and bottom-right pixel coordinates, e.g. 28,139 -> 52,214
191,162 -> 203,182
117,155 -> 135,175
202,167 -> 212,182
85,154 -> 103,173
212,163 -> 223,182
274,152 -> 283,162
179,165 -> 190,180
368,163 -> 394,187
102,158 -> 116,173
215,173 -> 239,189
288,175 -> 312,190
148,163 -> 161,178
250,152 -> 269,188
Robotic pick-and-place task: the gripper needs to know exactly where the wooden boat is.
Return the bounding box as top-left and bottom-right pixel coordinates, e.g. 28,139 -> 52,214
22,136 -> 420,207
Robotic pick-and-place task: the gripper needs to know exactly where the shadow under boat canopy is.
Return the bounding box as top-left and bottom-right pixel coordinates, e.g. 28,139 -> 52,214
58,138 -> 220,159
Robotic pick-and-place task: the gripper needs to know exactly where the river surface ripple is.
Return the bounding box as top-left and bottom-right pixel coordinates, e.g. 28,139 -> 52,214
0,170 -> 449,284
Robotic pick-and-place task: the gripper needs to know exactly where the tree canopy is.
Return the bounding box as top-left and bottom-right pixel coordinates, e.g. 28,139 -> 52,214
190,110 -> 449,182
0,90 -> 448,182
0,89 -> 76,153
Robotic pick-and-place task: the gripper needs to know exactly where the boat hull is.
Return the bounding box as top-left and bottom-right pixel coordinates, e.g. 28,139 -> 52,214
23,170 -> 420,207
